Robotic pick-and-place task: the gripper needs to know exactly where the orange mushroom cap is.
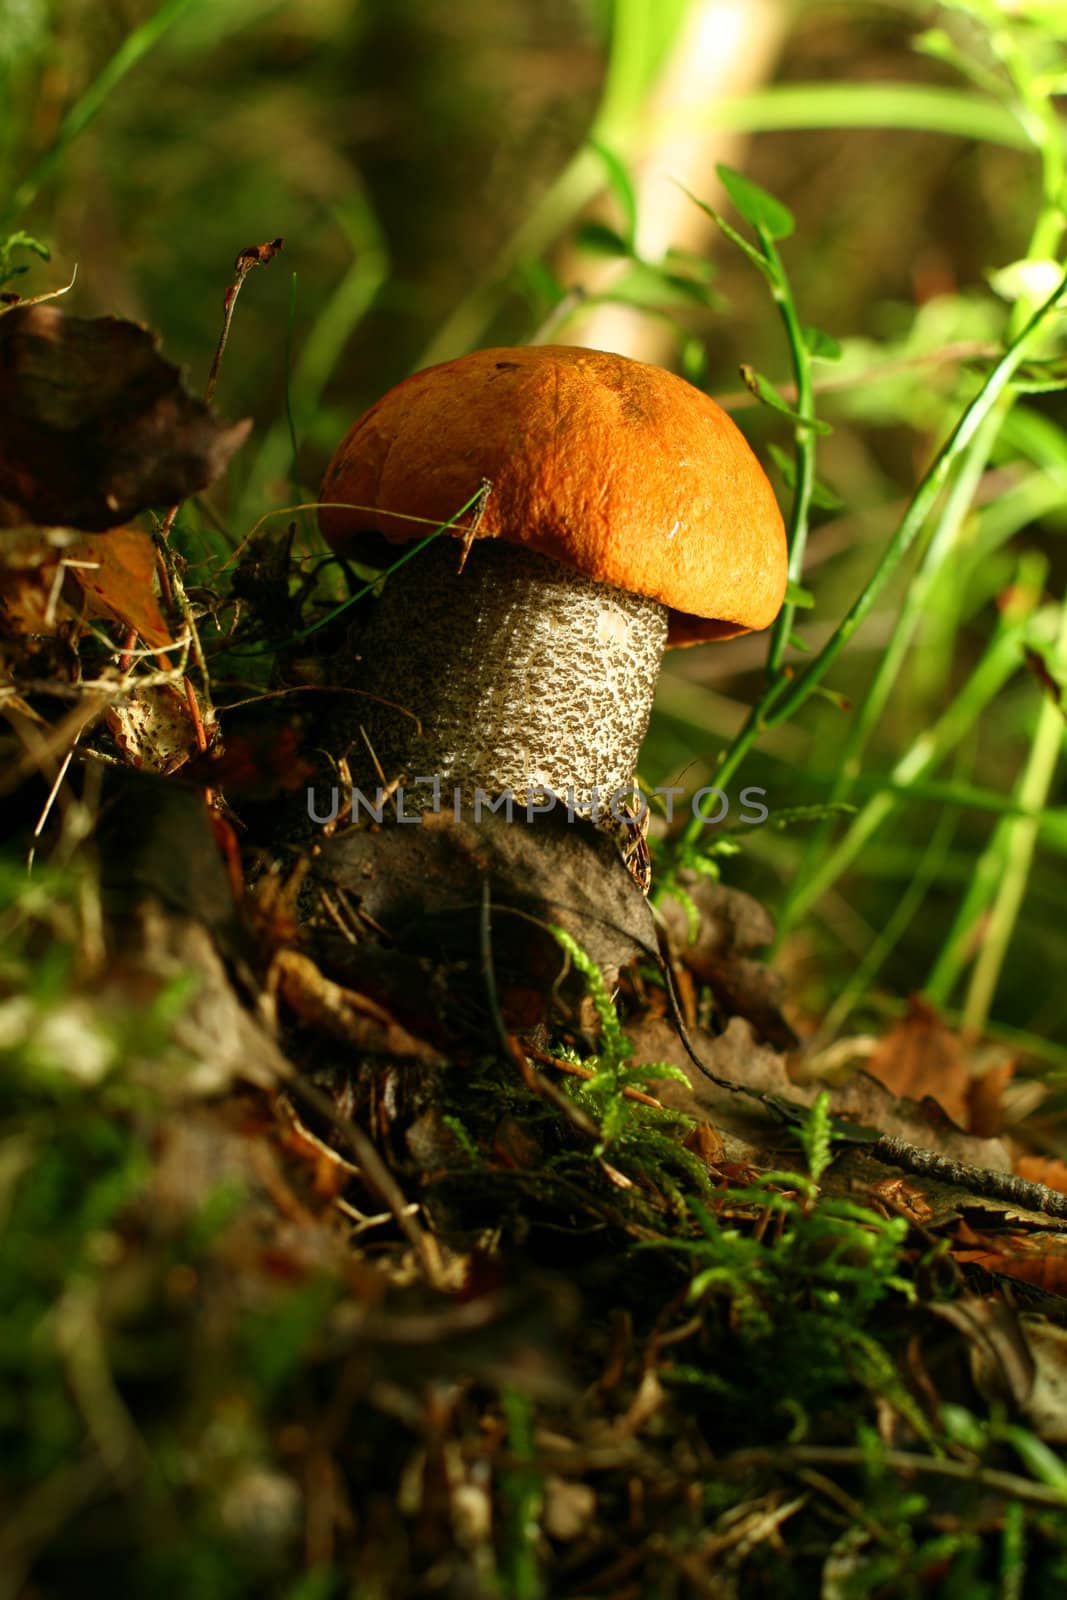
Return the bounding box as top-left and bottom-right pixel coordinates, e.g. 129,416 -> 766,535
318,344 -> 788,648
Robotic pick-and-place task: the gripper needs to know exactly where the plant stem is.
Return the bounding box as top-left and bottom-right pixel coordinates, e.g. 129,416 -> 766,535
961,592 -> 1067,1036
764,236 -> 816,676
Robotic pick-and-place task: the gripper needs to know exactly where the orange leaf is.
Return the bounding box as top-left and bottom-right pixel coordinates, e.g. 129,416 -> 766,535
869,997 -> 969,1126
1015,1156 -> 1067,1197
953,1222 -> 1067,1295
69,528 -> 174,649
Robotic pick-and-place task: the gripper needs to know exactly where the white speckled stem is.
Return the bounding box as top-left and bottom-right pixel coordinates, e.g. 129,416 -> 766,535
349,540 -> 667,817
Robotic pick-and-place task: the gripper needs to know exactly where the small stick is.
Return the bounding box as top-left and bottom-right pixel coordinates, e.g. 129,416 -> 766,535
868,1135 -> 1067,1223
154,238 -> 284,754
205,238 -> 283,407
524,1042 -> 666,1110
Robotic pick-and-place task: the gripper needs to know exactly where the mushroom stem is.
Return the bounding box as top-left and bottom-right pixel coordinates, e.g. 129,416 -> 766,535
349,539 -> 667,818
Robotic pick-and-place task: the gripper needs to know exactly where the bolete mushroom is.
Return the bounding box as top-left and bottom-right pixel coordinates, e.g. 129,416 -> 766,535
318,344 -> 786,822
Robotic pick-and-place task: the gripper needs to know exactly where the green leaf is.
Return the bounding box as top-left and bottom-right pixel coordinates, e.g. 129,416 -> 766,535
716,162 -> 795,240
575,219 -> 631,257
940,1404 -> 987,1452
995,1424 -> 1067,1494
802,323 -> 842,361
0,229 -> 51,290
964,352 -> 1067,395
809,479 -> 844,511
712,214 -> 777,283
784,579 -> 815,609
988,257 -> 1064,304
2,229 -> 50,261
588,137 -> 638,250
675,182 -> 777,284
592,260 -> 690,309
808,684 -> 851,712
769,445 -> 839,507
680,334 -> 707,385
662,245 -> 715,283
768,442 -> 843,509
741,366 -> 833,434
1008,357 -> 1067,394
659,269 -> 716,305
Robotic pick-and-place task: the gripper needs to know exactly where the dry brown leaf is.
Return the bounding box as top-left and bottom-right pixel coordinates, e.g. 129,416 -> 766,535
869,1176 -> 935,1225
0,305 -> 250,530
931,1295 -> 1036,1413
0,524 -> 174,649
1019,1315 -> 1067,1443
965,1054 -> 1015,1138
105,684 -> 198,775
1015,1156 -> 1067,1196
868,997 -> 970,1126
658,872 -> 795,1048
953,1218 -> 1067,1296
69,527 -> 174,648
867,997 -> 1012,1136
272,948 -> 444,1063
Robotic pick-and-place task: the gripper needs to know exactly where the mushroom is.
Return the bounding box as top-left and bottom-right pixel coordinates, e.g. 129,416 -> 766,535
318,344 -> 787,823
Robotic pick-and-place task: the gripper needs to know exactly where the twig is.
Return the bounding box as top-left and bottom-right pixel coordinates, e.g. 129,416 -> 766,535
205,238 -> 283,407
524,1041 -> 666,1109
152,239 -> 284,754
281,1072 -> 446,1290
867,1135 -> 1067,1222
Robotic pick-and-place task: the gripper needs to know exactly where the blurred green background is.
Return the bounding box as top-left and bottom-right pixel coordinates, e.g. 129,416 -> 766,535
3,0 -> 1066,1060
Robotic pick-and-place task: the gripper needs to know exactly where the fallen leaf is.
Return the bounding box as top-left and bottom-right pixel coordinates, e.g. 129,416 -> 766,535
271,948 -> 444,1063
184,725 -> 317,800
965,1053 -> 1014,1138
69,527 -> 174,647
952,1218 -> 1067,1296
1020,1315 -> 1067,1443
0,524 -> 174,658
1015,1157 -> 1067,1196
931,1296 -> 1036,1413
867,997 -> 970,1126
310,807 -> 659,1013
105,684 -> 199,775
0,305 -> 250,530
869,1176 -> 935,1225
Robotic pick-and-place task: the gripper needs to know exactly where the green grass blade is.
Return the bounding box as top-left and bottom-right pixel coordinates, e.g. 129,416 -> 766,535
961,593 -> 1067,1033
415,0 -> 693,369
2,0 -> 208,227
779,591 -> 1042,928
680,82 -> 1036,150
779,408 -> 1003,934
763,275 -> 1067,736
